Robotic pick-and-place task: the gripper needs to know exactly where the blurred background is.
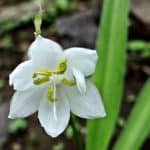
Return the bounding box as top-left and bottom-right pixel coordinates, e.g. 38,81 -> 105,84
0,0 -> 149,150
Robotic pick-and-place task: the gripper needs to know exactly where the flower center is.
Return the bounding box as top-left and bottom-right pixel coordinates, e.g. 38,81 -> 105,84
32,59 -> 76,102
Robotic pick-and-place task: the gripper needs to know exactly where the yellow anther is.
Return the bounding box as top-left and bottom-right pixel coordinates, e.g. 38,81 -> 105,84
54,59 -> 67,74
47,86 -> 56,102
33,76 -> 49,85
61,78 -> 76,86
32,69 -> 52,78
32,69 -> 53,85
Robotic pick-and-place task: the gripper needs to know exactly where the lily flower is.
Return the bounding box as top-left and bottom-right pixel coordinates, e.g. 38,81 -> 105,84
8,36 -> 106,137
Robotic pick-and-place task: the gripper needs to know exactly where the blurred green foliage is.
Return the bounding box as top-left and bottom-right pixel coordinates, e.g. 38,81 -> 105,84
127,94 -> 136,103
0,36 -> 13,48
128,40 -> 150,58
0,18 -> 31,36
117,117 -> 125,128
8,119 -> 28,134
28,130 -> 39,143
0,79 -> 5,89
53,143 -> 64,150
65,125 -> 74,139
0,0 -> 74,36
26,130 -> 39,150
55,0 -> 70,13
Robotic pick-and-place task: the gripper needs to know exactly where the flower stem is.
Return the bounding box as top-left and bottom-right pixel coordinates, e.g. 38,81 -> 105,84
70,116 -> 83,150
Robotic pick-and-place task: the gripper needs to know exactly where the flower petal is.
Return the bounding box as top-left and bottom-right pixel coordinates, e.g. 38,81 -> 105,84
64,48 -> 98,76
72,68 -> 86,93
8,86 -> 45,119
65,80 -> 106,119
28,36 -> 64,69
9,60 -> 35,91
38,86 -> 70,137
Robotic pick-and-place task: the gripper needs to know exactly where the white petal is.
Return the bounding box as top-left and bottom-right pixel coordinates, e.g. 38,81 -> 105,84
9,60 -> 35,91
65,80 -> 106,119
28,36 -> 64,69
38,86 -> 70,137
64,48 -> 98,76
72,68 -> 86,93
8,86 -> 45,119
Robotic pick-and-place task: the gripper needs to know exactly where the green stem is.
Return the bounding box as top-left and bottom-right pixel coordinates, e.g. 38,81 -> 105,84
70,116 -> 83,150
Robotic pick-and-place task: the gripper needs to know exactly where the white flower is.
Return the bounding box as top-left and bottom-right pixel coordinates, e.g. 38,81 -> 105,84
8,36 -> 106,137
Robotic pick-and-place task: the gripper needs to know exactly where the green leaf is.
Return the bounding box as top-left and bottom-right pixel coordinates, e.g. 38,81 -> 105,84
86,0 -> 129,150
113,79 -> 150,150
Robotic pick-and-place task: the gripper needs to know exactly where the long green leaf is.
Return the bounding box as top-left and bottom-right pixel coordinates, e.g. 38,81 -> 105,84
86,0 -> 129,150
113,79 -> 150,150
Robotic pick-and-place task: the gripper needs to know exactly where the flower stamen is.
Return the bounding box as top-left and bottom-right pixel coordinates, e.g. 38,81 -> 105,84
32,59 -> 76,103
32,59 -> 68,86
32,69 -> 52,78
53,59 -> 67,74
32,69 -> 52,85
33,76 -> 49,85
61,78 -> 76,86
47,86 -> 55,102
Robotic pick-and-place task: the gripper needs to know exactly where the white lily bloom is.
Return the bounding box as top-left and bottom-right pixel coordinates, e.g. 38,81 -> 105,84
8,36 -> 106,137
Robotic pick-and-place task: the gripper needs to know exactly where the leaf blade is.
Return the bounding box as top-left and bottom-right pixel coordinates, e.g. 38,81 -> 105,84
113,79 -> 150,150
86,0 -> 129,150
